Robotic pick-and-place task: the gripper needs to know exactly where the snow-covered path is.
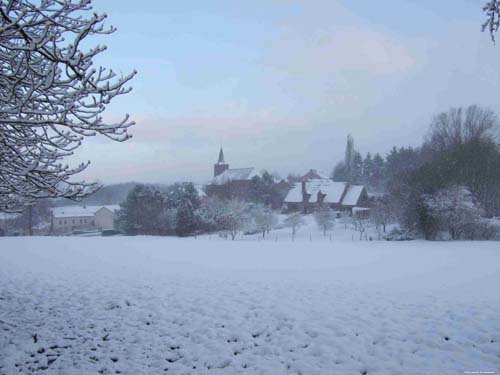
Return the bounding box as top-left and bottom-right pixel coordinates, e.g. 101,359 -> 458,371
1,237 -> 499,374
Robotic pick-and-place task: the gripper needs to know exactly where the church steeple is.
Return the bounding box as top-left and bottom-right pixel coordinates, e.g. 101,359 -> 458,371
217,147 -> 225,164
214,147 -> 229,177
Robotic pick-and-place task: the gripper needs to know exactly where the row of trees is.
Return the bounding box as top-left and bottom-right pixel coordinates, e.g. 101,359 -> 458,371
332,135 -> 386,192
115,183 -> 281,239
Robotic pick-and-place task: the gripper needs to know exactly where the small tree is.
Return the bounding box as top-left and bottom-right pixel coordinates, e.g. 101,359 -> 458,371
218,199 -> 249,240
352,215 -> 368,240
284,212 -> 305,240
252,205 -> 278,238
313,206 -> 335,236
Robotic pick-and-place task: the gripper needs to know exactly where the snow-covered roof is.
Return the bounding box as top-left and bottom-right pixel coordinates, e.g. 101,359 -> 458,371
321,181 -> 348,204
284,184 -> 304,203
52,205 -> 120,218
284,180 -> 347,204
342,185 -> 365,206
212,167 -> 258,185
284,180 -> 366,206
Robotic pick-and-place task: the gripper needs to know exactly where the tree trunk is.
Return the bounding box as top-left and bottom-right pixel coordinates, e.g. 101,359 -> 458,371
28,206 -> 33,236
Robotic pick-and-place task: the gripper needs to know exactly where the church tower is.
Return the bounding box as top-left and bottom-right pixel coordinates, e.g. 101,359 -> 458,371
214,147 -> 229,177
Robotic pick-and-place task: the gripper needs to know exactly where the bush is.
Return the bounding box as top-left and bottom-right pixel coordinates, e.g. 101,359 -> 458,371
384,227 -> 415,241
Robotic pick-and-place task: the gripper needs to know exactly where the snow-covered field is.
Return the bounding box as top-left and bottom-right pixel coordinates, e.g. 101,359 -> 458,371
1,235 -> 500,375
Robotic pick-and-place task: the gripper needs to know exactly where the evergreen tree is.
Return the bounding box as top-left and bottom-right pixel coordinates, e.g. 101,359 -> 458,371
116,184 -> 170,235
332,162 -> 348,181
176,200 -> 196,237
344,134 -> 355,177
249,171 -> 274,205
362,153 -> 374,186
352,151 -> 363,184
371,153 -> 385,192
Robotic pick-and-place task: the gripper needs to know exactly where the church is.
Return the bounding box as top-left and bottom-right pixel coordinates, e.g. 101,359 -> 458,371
205,148 -> 259,200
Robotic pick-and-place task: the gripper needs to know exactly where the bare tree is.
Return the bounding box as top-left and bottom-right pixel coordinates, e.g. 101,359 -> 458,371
0,0 -> 136,212
313,206 -> 335,236
252,204 -> 278,238
352,215 -> 368,240
284,212 -> 305,241
425,105 -> 498,154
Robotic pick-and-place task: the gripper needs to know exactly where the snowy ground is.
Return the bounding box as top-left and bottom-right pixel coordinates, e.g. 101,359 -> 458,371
1,234 -> 500,374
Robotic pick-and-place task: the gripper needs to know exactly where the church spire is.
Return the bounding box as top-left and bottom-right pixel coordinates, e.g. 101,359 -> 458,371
217,147 -> 225,164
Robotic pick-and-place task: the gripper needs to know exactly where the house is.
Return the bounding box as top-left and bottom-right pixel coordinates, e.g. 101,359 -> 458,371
51,205 -> 120,233
205,148 -> 259,200
284,172 -> 369,214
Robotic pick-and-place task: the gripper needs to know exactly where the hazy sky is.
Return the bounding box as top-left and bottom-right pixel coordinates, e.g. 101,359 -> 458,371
70,0 -> 500,184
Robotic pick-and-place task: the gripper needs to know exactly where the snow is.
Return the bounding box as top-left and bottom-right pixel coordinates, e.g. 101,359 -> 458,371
52,205 -> 121,218
342,185 -> 365,206
1,235 -> 500,375
212,168 -> 257,185
194,185 -> 207,198
284,180 -> 346,204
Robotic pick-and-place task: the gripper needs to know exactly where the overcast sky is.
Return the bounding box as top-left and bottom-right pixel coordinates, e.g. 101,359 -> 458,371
70,0 -> 500,185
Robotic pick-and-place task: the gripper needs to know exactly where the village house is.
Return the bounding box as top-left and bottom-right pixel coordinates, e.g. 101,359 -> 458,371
284,170 -> 369,214
51,205 -> 119,234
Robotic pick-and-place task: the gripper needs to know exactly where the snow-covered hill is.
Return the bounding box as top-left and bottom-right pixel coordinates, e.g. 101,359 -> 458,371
1,237 -> 499,374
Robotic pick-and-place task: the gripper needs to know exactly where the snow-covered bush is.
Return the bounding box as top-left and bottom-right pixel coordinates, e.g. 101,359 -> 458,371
217,200 -> 251,240
422,185 -> 487,240
384,227 -> 415,241
313,206 -> 335,236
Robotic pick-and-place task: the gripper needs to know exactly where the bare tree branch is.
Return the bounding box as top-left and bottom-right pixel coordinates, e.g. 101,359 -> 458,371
0,0 -> 136,212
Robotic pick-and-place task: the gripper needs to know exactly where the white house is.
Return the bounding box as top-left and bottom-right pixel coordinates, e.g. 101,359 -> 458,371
52,205 -> 120,233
